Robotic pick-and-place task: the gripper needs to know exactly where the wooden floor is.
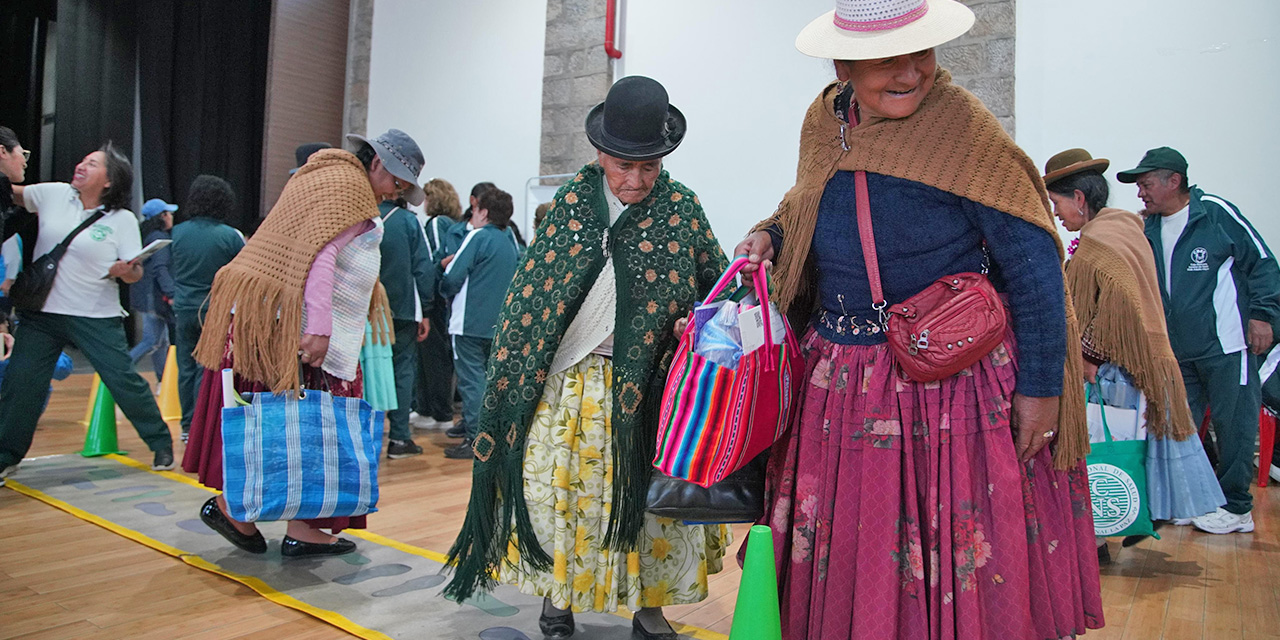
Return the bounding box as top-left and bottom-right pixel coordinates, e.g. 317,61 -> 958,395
1,373 -> 1278,639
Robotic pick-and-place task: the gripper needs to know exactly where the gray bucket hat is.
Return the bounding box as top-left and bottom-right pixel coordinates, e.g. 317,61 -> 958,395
345,128 -> 426,205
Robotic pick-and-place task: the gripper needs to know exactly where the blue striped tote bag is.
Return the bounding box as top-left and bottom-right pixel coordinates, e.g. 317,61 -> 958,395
221,388 -> 385,522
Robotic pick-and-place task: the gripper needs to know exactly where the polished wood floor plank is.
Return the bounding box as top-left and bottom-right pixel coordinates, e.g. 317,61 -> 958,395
1160,523 -> 1207,637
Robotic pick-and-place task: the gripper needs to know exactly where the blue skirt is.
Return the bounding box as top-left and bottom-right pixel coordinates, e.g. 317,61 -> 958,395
1096,363 -> 1224,520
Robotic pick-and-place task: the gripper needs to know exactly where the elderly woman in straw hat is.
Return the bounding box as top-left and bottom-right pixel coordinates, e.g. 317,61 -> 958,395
1043,148 -> 1224,562
733,1 -> 1104,637
445,76 -> 731,640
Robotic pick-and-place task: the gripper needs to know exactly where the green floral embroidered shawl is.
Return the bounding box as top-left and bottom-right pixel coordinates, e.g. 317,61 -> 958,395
445,162 -> 729,601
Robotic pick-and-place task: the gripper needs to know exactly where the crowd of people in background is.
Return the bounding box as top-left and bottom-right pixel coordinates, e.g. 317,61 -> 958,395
0,0 -> 1278,637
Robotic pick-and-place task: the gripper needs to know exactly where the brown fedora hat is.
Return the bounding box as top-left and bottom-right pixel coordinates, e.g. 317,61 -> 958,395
1043,148 -> 1110,187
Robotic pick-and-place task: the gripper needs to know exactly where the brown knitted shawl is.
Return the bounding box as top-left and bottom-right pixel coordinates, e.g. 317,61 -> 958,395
1068,208 -> 1194,440
193,149 -> 391,393
752,69 -> 1089,468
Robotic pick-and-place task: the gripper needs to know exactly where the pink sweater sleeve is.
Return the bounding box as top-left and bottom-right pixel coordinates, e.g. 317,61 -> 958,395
303,220 -> 374,336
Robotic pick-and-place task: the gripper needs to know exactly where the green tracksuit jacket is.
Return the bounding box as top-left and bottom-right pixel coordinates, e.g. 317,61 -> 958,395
1144,186 -> 1280,362
377,202 -> 436,321
440,224 -> 520,339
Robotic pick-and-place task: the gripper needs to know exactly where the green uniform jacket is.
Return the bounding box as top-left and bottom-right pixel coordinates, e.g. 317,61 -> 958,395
440,224 -> 520,339
423,215 -> 453,263
443,218 -> 524,261
170,217 -> 245,315
1145,187 -> 1280,362
378,202 -> 436,321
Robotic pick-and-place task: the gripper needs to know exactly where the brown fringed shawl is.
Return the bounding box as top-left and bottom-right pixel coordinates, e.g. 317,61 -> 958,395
1068,208 -> 1194,440
753,69 -> 1089,469
193,149 -> 391,393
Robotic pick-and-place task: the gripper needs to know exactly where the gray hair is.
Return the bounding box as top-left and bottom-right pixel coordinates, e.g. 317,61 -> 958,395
1150,168 -> 1190,194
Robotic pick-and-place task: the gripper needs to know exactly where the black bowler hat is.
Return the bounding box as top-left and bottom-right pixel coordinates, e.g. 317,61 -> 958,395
290,142 -> 331,175
585,76 -> 686,161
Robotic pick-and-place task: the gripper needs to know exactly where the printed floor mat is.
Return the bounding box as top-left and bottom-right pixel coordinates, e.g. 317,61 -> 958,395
5,454 -> 724,640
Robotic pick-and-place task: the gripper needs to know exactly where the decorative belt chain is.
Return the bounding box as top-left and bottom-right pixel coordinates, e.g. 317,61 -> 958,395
816,308 -> 882,337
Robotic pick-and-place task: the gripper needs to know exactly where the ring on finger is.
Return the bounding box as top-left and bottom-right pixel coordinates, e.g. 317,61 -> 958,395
1043,430 -> 1055,439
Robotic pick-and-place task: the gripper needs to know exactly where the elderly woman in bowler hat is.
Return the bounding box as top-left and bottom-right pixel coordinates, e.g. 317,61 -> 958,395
446,76 -> 732,640
185,129 -> 425,558
733,1 -> 1104,637
1044,149 -> 1223,561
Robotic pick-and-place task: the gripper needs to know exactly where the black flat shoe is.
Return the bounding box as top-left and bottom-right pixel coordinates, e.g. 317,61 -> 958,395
1097,543 -> 1112,565
1123,519 -> 1164,547
538,608 -> 574,638
200,497 -> 266,554
632,616 -> 677,640
280,535 -> 357,558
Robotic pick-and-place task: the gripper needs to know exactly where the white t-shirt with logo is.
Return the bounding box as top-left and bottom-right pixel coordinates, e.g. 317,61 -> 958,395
22,183 -> 142,317
1160,204 -> 1190,295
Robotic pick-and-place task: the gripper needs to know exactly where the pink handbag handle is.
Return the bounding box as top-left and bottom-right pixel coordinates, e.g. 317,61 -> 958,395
752,264 -> 777,372
700,255 -> 751,305
692,255 -> 777,372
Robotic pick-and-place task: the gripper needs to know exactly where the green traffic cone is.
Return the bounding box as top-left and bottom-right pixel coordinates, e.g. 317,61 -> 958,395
79,373 -> 101,426
729,525 -> 782,640
80,381 -> 126,457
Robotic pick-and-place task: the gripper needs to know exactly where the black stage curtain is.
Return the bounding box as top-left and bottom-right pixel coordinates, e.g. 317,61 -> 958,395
0,1 -> 54,179
137,0 -> 271,230
50,0 -> 269,230
52,0 -> 137,183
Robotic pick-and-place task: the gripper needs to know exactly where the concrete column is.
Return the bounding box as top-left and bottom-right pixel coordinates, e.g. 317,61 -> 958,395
937,0 -> 1016,135
343,0 -> 374,139
540,0 -> 614,176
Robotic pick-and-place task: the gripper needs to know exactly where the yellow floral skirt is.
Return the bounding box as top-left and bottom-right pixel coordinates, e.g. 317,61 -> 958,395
499,354 -> 731,613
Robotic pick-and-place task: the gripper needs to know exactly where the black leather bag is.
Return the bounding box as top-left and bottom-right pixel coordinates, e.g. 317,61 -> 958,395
10,210 -> 105,312
645,453 -> 767,524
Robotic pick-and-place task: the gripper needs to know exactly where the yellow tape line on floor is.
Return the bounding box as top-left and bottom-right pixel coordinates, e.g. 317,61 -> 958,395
15,455 -> 731,640
5,477 -> 392,640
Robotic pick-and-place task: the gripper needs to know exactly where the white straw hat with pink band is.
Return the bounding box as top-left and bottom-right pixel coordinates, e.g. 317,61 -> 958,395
795,0 -> 975,61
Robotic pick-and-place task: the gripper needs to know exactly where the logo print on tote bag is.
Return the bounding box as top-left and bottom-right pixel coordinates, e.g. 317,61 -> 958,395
1089,463 -> 1141,535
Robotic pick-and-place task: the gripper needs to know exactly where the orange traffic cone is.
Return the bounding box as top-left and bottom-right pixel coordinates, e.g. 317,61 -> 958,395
729,525 -> 782,640
79,373 -> 102,426
80,380 -> 126,457
157,346 -> 181,421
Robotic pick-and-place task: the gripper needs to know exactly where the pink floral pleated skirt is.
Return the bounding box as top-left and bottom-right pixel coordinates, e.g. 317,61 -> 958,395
760,329 -> 1104,639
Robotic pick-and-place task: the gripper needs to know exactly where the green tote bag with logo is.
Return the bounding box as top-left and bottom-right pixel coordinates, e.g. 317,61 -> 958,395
1086,384 -> 1157,538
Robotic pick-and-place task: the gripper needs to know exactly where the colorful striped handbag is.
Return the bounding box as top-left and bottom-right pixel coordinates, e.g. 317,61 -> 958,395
653,257 -> 803,488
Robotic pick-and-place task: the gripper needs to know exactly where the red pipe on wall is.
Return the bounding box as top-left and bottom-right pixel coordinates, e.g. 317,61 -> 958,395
605,0 -> 622,59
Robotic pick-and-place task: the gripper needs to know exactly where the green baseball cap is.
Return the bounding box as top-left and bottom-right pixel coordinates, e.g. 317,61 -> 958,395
1116,146 -> 1189,183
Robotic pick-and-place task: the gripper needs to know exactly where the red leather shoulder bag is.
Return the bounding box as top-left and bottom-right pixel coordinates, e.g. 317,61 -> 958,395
853,170 -> 1007,382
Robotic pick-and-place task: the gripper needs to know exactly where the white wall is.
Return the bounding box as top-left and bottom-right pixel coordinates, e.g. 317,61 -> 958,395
1017,0 -> 1280,247
367,0 -> 546,223
618,0 -> 836,251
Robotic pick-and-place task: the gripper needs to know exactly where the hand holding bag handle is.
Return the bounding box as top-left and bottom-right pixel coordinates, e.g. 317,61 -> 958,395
683,254 -> 776,373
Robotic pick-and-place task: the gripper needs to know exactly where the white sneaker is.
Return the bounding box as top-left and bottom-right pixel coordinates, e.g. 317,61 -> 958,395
410,412 -> 442,430
1191,507 -> 1254,534
0,463 -> 17,487
1170,517 -> 1194,526
1271,464 -> 1280,483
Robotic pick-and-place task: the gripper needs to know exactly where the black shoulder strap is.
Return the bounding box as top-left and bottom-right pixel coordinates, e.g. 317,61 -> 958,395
57,209 -> 107,252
